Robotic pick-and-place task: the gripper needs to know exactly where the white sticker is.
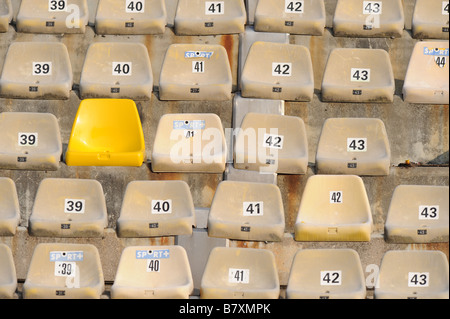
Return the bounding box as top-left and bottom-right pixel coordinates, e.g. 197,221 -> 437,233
192,61 -> 205,73
151,200 -> 172,214
112,62 -> 132,76
147,259 -> 161,272
443,1 -> 449,15
18,133 -> 38,146
64,199 -> 85,214
272,63 -> 292,77
363,1 -> 382,14
229,268 -> 250,284
347,138 -> 367,152
243,202 -> 263,216
351,68 -> 370,82
54,261 -> 76,277
419,205 -> 439,220
33,62 -> 52,75
408,272 -> 429,287
263,133 -> 284,149
205,1 -> 224,15
48,0 -> 67,12
329,191 -> 343,204
285,0 -> 304,13
126,0 -> 145,13
320,271 -> 342,286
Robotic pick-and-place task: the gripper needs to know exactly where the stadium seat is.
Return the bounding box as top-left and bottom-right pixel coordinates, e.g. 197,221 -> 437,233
315,118 -> 391,176
0,42 -> 73,100
240,42 -> 314,101
16,0 -> 89,34
294,175 -> 373,242
384,185 -> 449,243
403,41 -> 449,104
286,249 -> 366,299
374,250 -> 449,299
23,243 -> 104,299
0,0 -> 12,32
111,246 -> 193,299
0,112 -> 62,171
174,0 -> 246,35
0,244 -> 16,299
333,0 -> 404,37
151,113 -> 227,173
412,0 -> 449,39
0,178 -> 20,236
95,0 -> 167,35
234,112 -> 308,174
321,48 -> 395,103
254,0 -> 326,35
79,42 -> 153,100
200,247 -> 280,299
29,178 -> 108,237
208,180 -> 285,241
159,44 -> 232,101
117,180 -> 196,237
65,99 -> 146,167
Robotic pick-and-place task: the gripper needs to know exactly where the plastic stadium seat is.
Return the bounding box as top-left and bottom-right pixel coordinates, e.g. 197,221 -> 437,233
29,178 -> 108,237
95,0 -> 167,35
65,99 -> 146,167
254,0 -> 326,35
286,249 -> 366,299
412,0 -> 449,39
151,113 -> 227,173
117,180 -> 196,237
159,44 -> 232,101
333,0 -> 404,37
294,175 -> 373,242
384,185 -> 449,244
321,48 -> 395,103
315,118 -> 391,176
234,113 -> 308,174
0,0 -> 12,32
208,181 -> 285,241
174,0 -> 246,35
0,112 -> 62,171
200,247 -> 279,299
111,246 -> 193,299
0,178 -> 20,236
79,42 -> 153,100
0,244 -> 16,299
0,42 -> 73,100
23,243 -> 104,299
375,250 -> 449,299
240,42 -> 314,101
403,41 -> 449,104
16,0 -> 88,34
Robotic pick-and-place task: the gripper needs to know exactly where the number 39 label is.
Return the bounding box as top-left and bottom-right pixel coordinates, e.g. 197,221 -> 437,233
18,133 -> 38,146
64,199 -> 85,214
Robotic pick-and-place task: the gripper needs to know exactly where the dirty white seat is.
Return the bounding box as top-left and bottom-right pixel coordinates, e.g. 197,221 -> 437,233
294,175 -> 373,242
0,0 -> 12,32
200,247 -> 280,299
23,243 -> 104,299
80,42 -> 153,100
0,42 -> 73,100
315,118 -> 391,176
29,178 -> 108,237
375,250 -> 449,299
286,249 -> 366,299
403,41 -> 449,104
111,246 -> 193,299
321,48 -> 395,103
95,0 -> 167,35
0,244 -> 16,299
412,0 -> 449,39
0,178 -> 20,236
0,112 -> 62,171
117,180 -> 196,237
385,185 -> 449,243
254,0 -> 326,35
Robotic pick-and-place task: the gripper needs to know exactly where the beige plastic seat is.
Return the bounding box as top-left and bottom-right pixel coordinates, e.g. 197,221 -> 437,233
294,175 -> 373,242
286,249 -> 366,299
80,42 -> 153,100
151,113 -> 227,173
200,247 -> 280,299
403,41 -> 449,104
0,244 -> 16,299
23,243 -> 104,299
0,42 -> 73,100
208,181 -> 285,241
412,0 -> 449,39
16,0 -> 88,34
29,178 -> 108,237
0,112 -> 62,171
333,0 -> 404,37
254,0 -> 326,35
234,113 -> 308,174
0,178 -> 20,236
315,118 -> 391,176
117,180 -> 196,237
159,44 -> 232,101
385,185 -> 449,243
174,0 -> 246,35
321,48 -> 395,103
111,246 -> 193,299
375,250 -> 449,299
95,0 -> 167,35
240,42 -> 314,101
0,0 -> 12,32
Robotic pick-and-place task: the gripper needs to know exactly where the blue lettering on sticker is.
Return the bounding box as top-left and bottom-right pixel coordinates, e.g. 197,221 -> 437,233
184,51 -> 214,59
136,249 -> 170,259
423,47 -> 449,56
173,120 -> 206,130
50,251 -> 84,262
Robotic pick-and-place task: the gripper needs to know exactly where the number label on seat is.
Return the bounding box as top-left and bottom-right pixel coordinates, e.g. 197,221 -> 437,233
443,1 -> 449,15
126,0 -> 145,13
55,261 -> 76,277
264,134 -> 284,149
64,199 -> 85,214
147,259 -> 160,272
408,272 -> 429,287
272,63 -> 292,76
48,0 -> 67,12
419,205 -> 439,220
351,68 -> 370,82
330,191 -> 343,204
320,271 -> 342,285
285,0 -> 304,13
192,61 -> 205,73
112,62 -> 132,76
152,200 -> 172,214
206,1 -> 224,15
33,62 -> 52,75
18,133 -> 38,146
347,138 -> 367,152
229,268 -> 250,284
243,202 -> 264,216
363,1 -> 382,14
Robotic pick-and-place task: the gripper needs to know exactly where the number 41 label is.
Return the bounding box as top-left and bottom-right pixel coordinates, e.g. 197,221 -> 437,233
229,268 -> 249,283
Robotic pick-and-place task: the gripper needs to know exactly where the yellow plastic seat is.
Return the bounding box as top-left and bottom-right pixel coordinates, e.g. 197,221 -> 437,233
0,244 -> 16,299
0,0 -> 12,32
412,0 -> 449,39
65,99 -> 146,167
0,178 -> 20,236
